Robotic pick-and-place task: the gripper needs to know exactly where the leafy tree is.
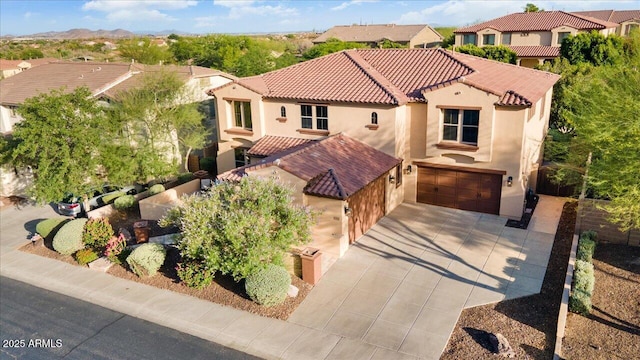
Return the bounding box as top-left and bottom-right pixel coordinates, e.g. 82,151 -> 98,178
19,48 -> 44,59
118,38 -> 173,65
560,31 -> 624,66
378,39 -> 406,48
455,44 -> 486,57
524,3 -> 543,12
160,176 -> 315,281
454,44 -> 517,64
441,33 -> 455,48
233,46 -> 275,77
0,87 -> 114,204
302,38 -> 366,60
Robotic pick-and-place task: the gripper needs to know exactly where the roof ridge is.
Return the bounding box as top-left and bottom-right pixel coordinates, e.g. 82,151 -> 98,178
345,50 -> 408,105
328,168 -> 347,199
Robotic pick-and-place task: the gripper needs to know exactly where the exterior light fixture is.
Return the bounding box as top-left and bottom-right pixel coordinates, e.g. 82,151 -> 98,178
507,176 -> 513,187
389,175 -> 396,184
344,206 -> 353,217
405,165 -> 412,174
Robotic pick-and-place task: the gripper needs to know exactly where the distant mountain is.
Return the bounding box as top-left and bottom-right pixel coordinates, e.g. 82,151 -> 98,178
9,28 -> 137,39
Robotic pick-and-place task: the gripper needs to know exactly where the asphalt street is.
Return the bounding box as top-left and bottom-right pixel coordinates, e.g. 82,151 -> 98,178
0,276 -> 261,360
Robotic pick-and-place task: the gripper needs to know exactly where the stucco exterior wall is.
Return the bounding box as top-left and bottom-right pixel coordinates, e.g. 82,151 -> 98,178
477,28 -> 501,46
511,31 -> 552,46
138,179 -> 200,220
410,27 -> 444,48
0,105 -> 21,134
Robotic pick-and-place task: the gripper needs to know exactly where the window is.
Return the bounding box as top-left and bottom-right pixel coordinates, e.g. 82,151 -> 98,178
300,104 -> 328,131
395,164 -> 402,188
483,34 -> 495,45
280,106 -> 286,118
301,105 -> 313,129
232,101 -> 252,130
371,112 -> 378,125
557,32 -> 571,45
501,33 -> 511,45
316,106 -> 328,130
462,34 -> 477,45
442,109 -> 479,145
234,148 -> 249,168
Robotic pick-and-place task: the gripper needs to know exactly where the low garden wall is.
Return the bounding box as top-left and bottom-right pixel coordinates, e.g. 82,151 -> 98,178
139,179 -> 200,220
87,188 -> 155,219
576,199 -> 640,246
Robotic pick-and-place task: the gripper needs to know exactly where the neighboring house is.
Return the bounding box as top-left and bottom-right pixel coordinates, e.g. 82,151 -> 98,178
0,58 -> 57,79
207,48 -> 560,249
572,10 -> 640,36
454,11 -> 618,67
219,133 -> 402,265
0,61 -> 235,197
313,24 -> 443,48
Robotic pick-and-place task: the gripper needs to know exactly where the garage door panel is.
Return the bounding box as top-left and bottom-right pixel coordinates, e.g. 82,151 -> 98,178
348,175 -> 386,243
437,174 -> 457,187
436,194 -> 456,208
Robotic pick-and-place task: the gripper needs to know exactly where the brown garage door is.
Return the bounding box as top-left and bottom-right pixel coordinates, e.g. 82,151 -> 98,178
348,175 -> 386,243
417,166 -> 503,214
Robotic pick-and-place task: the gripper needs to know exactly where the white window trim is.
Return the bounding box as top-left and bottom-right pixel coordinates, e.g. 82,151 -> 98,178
441,109 -> 479,145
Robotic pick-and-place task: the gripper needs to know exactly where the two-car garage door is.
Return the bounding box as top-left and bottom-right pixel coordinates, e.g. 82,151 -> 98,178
417,166 -> 503,215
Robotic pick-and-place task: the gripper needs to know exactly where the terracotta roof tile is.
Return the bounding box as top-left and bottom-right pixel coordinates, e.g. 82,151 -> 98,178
247,135 -> 315,157
218,134 -> 401,199
572,10 -> 640,25
454,11 -> 618,33
497,91 -> 531,107
507,46 -> 560,58
313,24 -> 442,44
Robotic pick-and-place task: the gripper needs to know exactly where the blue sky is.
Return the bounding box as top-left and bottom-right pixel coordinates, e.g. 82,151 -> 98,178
1,0 -> 638,36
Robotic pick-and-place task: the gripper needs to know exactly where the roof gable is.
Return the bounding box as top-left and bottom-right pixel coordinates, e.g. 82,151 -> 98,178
313,24 -> 441,44
454,11 -> 618,33
572,10 -> 640,24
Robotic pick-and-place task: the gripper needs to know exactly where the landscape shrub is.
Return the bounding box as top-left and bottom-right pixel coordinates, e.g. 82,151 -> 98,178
36,217 -> 70,239
576,232 -> 597,263
580,230 -> 598,242
52,218 -> 88,255
101,191 -> 125,205
148,184 -> 165,195
199,157 -> 216,174
82,217 -> 114,248
570,259 -> 596,315
104,234 -> 127,263
114,195 -> 136,210
75,248 -> 99,265
245,264 -> 291,307
177,172 -> 196,184
569,289 -> 592,315
176,260 -> 215,289
126,243 -> 166,277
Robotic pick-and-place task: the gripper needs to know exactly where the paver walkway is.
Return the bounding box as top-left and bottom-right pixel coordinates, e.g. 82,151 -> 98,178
0,196 -> 563,360
289,196 -> 562,359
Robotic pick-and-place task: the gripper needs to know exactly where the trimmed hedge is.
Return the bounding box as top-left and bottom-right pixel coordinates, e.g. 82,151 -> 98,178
176,260 -> 215,289
101,191 -> 125,205
126,243 -> 166,277
577,237 -> 597,263
245,265 -> 291,307
148,184 -> 165,195
114,195 -> 136,210
52,218 -> 88,255
570,231 -> 598,315
177,172 -> 196,184
36,218 -> 70,239
199,157 -> 216,174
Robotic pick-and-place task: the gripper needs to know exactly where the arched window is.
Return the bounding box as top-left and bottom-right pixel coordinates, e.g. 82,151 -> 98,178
280,106 -> 286,118
371,112 -> 378,125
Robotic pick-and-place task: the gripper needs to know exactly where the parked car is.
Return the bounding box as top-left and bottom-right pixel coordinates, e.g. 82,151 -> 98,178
57,185 -> 137,217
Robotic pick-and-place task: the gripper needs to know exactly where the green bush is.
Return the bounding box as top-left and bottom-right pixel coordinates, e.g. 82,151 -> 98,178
52,218 -> 88,255
36,218 -> 70,239
177,172 -> 196,184
577,235 -> 597,263
569,288 -> 592,315
199,157 -> 216,174
245,264 -> 291,307
176,260 -> 215,289
148,184 -> 165,195
75,248 -> 99,265
573,259 -> 595,294
114,195 -> 136,210
126,243 -> 166,277
82,217 -> 114,248
580,230 -> 598,242
101,191 -> 125,205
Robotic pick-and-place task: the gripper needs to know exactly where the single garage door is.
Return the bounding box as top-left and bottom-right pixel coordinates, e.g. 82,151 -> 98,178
348,175 -> 386,243
417,166 -> 503,215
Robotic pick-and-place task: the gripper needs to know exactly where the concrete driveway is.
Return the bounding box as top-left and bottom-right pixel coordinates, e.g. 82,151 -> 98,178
289,197 -> 561,359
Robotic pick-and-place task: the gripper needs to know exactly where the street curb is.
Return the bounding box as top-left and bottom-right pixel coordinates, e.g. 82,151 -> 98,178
553,233 -> 578,360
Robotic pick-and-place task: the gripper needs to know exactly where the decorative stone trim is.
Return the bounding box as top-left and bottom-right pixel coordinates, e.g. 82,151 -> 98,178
224,128 -> 254,136
436,142 -> 479,152
553,234 -> 579,360
297,129 -> 330,136
276,117 -> 287,123
365,124 -> 379,130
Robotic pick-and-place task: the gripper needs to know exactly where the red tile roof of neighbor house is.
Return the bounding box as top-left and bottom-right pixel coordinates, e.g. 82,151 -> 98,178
572,10 -> 640,24
246,135 -> 315,157
211,48 -> 560,107
454,11 -> 618,33
218,134 -> 401,199
313,24 -> 443,44
508,46 -> 560,58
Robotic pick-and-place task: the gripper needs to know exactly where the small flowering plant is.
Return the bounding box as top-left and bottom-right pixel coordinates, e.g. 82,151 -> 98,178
104,234 -> 127,263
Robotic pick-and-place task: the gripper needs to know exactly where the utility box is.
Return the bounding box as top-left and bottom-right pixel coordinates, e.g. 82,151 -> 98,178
300,247 -> 322,285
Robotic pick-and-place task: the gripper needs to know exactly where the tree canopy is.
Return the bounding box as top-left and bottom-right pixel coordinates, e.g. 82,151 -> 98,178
524,3 -> 543,12
454,44 -> 517,64
560,31 -> 624,66
302,38 -> 367,60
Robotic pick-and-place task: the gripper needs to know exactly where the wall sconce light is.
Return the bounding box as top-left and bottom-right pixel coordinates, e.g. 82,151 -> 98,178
344,206 -> 353,217
405,165 -> 412,174
389,175 -> 396,184
507,176 -> 513,187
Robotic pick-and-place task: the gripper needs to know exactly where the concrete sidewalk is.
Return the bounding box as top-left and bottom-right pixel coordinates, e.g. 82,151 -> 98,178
0,197 -> 564,360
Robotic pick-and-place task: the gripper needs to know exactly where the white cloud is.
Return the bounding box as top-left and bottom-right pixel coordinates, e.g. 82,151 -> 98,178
331,0 -> 378,11
24,12 -> 33,19
82,0 -> 196,23
212,0 -> 298,20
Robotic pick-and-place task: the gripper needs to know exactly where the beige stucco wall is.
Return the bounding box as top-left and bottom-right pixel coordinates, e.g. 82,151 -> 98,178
410,27 -> 444,48
512,31 -> 553,46
0,105 -> 22,134
620,20 -> 640,36
477,28 -> 501,46
139,179 -> 200,220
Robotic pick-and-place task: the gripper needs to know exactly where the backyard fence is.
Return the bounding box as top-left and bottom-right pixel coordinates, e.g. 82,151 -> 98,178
575,199 -> 640,246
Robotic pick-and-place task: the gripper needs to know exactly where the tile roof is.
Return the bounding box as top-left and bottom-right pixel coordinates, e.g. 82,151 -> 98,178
572,10 -> 640,24
0,62 -> 133,106
454,11 -> 618,33
246,135 -> 315,157
214,48 -> 559,107
218,133 -> 401,199
0,58 -> 58,70
313,24 -> 442,44
508,45 -> 560,58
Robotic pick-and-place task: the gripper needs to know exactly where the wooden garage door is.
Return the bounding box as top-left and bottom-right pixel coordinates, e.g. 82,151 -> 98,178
348,175 -> 386,243
417,166 -> 502,214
